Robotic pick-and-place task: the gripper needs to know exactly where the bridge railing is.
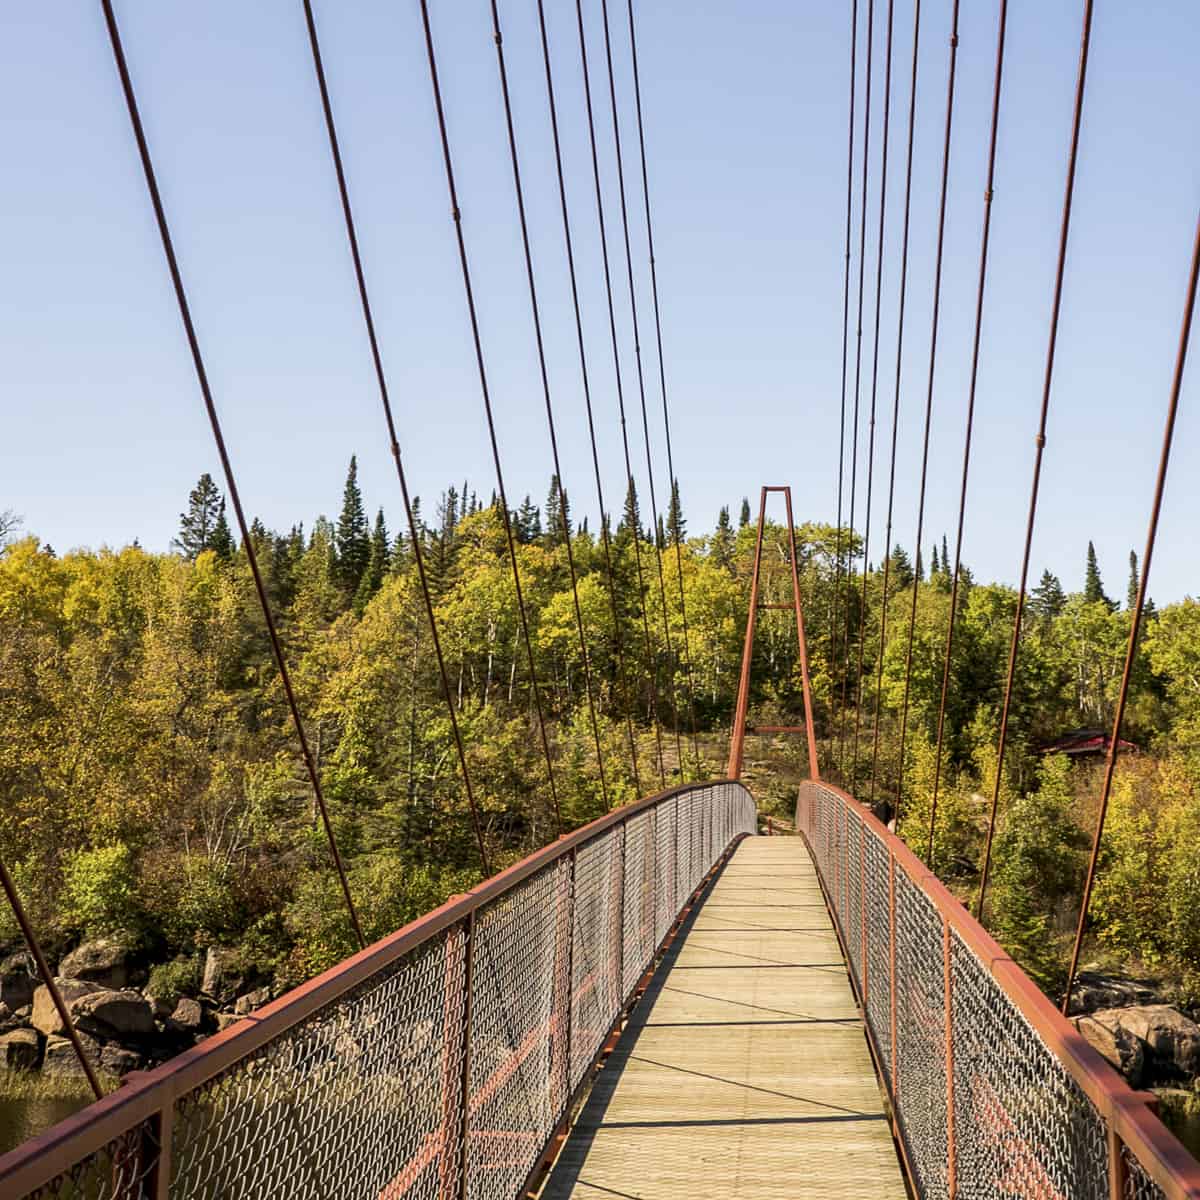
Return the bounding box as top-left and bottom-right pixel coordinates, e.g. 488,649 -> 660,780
798,778 -> 1200,1200
1,780 -> 755,1200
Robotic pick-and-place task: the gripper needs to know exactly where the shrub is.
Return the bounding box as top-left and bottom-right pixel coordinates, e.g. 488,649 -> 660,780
61,844 -> 142,939
146,956 -> 202,1008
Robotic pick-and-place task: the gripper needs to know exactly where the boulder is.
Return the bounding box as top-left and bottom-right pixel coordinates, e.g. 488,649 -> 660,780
0,951 -> 38,1011
59,938 -> 134,990
1092,1005 -> 1200,1082
1068,971 -> 1162,1015
0,1028 -> 40,1071
30,979 -> 102,1037
1074,1013 -> 1146,1086
71,990 -> 156,1041
42,1032 -> 102,1078
234,986 -> 271,1016
202,947 -> 254,1005
0,1002 -> 23,1034
99,1044 -> 144,1076
214,1012 -> 241,1033
167,997 -> 204,1035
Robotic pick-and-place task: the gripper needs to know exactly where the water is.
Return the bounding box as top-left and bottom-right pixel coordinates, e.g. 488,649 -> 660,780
0,1091 -> 91,1157
1164,1104 -> 1200,1163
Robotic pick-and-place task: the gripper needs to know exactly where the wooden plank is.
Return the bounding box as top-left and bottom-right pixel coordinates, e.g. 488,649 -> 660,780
540,837 -> 907,1199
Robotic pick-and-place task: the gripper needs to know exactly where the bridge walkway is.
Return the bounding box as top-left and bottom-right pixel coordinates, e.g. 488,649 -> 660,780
541,835 -> 907,1199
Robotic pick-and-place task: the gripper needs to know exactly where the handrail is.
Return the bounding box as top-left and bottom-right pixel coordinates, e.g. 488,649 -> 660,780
798,778 -> 1200,1200
1,779 -> 756,1200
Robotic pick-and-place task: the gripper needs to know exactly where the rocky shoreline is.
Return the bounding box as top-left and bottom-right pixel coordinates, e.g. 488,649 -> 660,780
0,939 -> 272,1084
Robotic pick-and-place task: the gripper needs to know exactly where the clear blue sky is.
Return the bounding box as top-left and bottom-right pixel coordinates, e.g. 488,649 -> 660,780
3,1 -> 1198,601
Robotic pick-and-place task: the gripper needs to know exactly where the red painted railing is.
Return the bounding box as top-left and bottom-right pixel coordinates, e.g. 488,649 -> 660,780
798,778 -> 1200,1200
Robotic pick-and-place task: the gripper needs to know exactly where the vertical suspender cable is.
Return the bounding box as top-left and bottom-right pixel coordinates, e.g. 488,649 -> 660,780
489,0 -> 610,811
976,0 -> 1095,920
625,0 -> 702,772
924,0 -> 1010,864
534,0 -> 643,798
894,0 -> 961,827
832,0 -> 859,786
851,0 -> 895,785
575,0 -> 668,787
300,0 -> 494,872
839,0 -> 875,782
598,0 -> 685,775
416,0 -> 565,831
100,0 -> 366,944
869,0 -> 922,808
1063,205 -> 1200,1013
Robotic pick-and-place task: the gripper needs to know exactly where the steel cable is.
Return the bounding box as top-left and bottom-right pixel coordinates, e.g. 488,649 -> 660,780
100,0 -> 366,945
416,0 -> 564,833
851,0 -> 896,787
300,0 -> 492,874
489,0 -> 610,811
533,0 -> 643,798
575,0 -> 668,787
839,0 -> 875,781
894,0 -> 961,827
624,0 -> 703,773
924,0 -> 1009,865
1063,203 -> 1200,1013
976,0 -> 1095,921
598,0 -> 685,775
869,0 -> 922,808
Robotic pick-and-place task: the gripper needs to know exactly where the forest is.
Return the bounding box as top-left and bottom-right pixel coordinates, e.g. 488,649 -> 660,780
2,459 -> 1199,1028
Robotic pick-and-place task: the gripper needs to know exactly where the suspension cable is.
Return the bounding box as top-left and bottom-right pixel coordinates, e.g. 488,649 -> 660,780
575,0 -> 668,787
101,0 -> 365,945
299,0 -> 492,873
851,0 -> 895,785
869,0 -> 922,808
417,0 -> 567,833
1063,205 -> 1200,1014
489,0 -> 610,811
894,0 -> 961,826
832,0 -> 859,786
839,0 -> 875,781
976,0 -> 1095,921
625,0 -> 702,772
598,0 -> 685,775
534,0 -> 643,798
924,0 -> 1009,864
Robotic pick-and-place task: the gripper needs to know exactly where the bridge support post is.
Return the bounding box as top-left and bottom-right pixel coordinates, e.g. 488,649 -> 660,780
726,486 -> 821,782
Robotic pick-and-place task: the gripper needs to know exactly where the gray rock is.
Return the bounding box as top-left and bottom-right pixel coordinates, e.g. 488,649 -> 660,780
202,947 -> 265,1006
0,951 -> 38,1011
99,1044 -> 144,1076
42,1032 -> 102,1078
30,980 -> 103,1037
233,986 -> 271,1016
168,997 -> 204,1034
214,1012 -> 241,1032
1093,1005 -> 1200,1081
1069,971 -> 1162,1015
1074,1013 -> 1146,1086
0,1002 -> 22,1034
59,938 -> 134,990
0,1028 -> 40,1071
71,990 -> 156,1040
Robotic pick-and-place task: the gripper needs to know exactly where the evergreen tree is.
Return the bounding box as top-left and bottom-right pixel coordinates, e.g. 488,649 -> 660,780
656,514 -> 666,550
1084,540 -> 1114,609
738,497 -> 751,528
355,509 -> 389,612
931,544 -> 940,576
666,479 -> 686,546
210,499 -> 235,560
941,534 -> 950,575
1030,569 -> 1066,620
887,544 -> 914,590
914,547 -> 924,582
617,479 -> 642,546
335,456 -> 371,594
1127,550 -> 1140,611
516,496 -> 541,544
174,472 -> 225,560
711,505 -> 735,572
544,475 -> 570,546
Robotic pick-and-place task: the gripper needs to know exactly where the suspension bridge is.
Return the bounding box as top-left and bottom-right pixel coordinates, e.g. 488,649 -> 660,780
3,0 -> 1200,1196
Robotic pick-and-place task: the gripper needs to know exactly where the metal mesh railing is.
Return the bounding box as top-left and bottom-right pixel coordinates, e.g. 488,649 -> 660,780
797,778 -> 1200,1200
3,780 -> 755,1200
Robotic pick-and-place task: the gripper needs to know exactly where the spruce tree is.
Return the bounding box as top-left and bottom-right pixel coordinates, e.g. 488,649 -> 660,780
666,479 -> 686,546
931,544 -> 940,576
656,514 -> 666,550
355,509 -> 389,612
738,497 -> 751,528
174,472 -> 225,560
915,547 -> 924,582
1084,540 -> 1113,609
711,505 -> 735,572
617,479 -> 642,546
516,495 -> 541,544
1126,550 -> 1140,611
941,534 -> 951,575
210,499 -> 235,560
335,456 -> 371,594
887,544 -> 914,590
544,475 -> 570,546
1030,569 -> 1066,619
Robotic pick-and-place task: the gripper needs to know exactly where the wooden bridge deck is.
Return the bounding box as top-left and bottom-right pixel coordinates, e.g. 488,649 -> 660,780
540,836 -> 908,1199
